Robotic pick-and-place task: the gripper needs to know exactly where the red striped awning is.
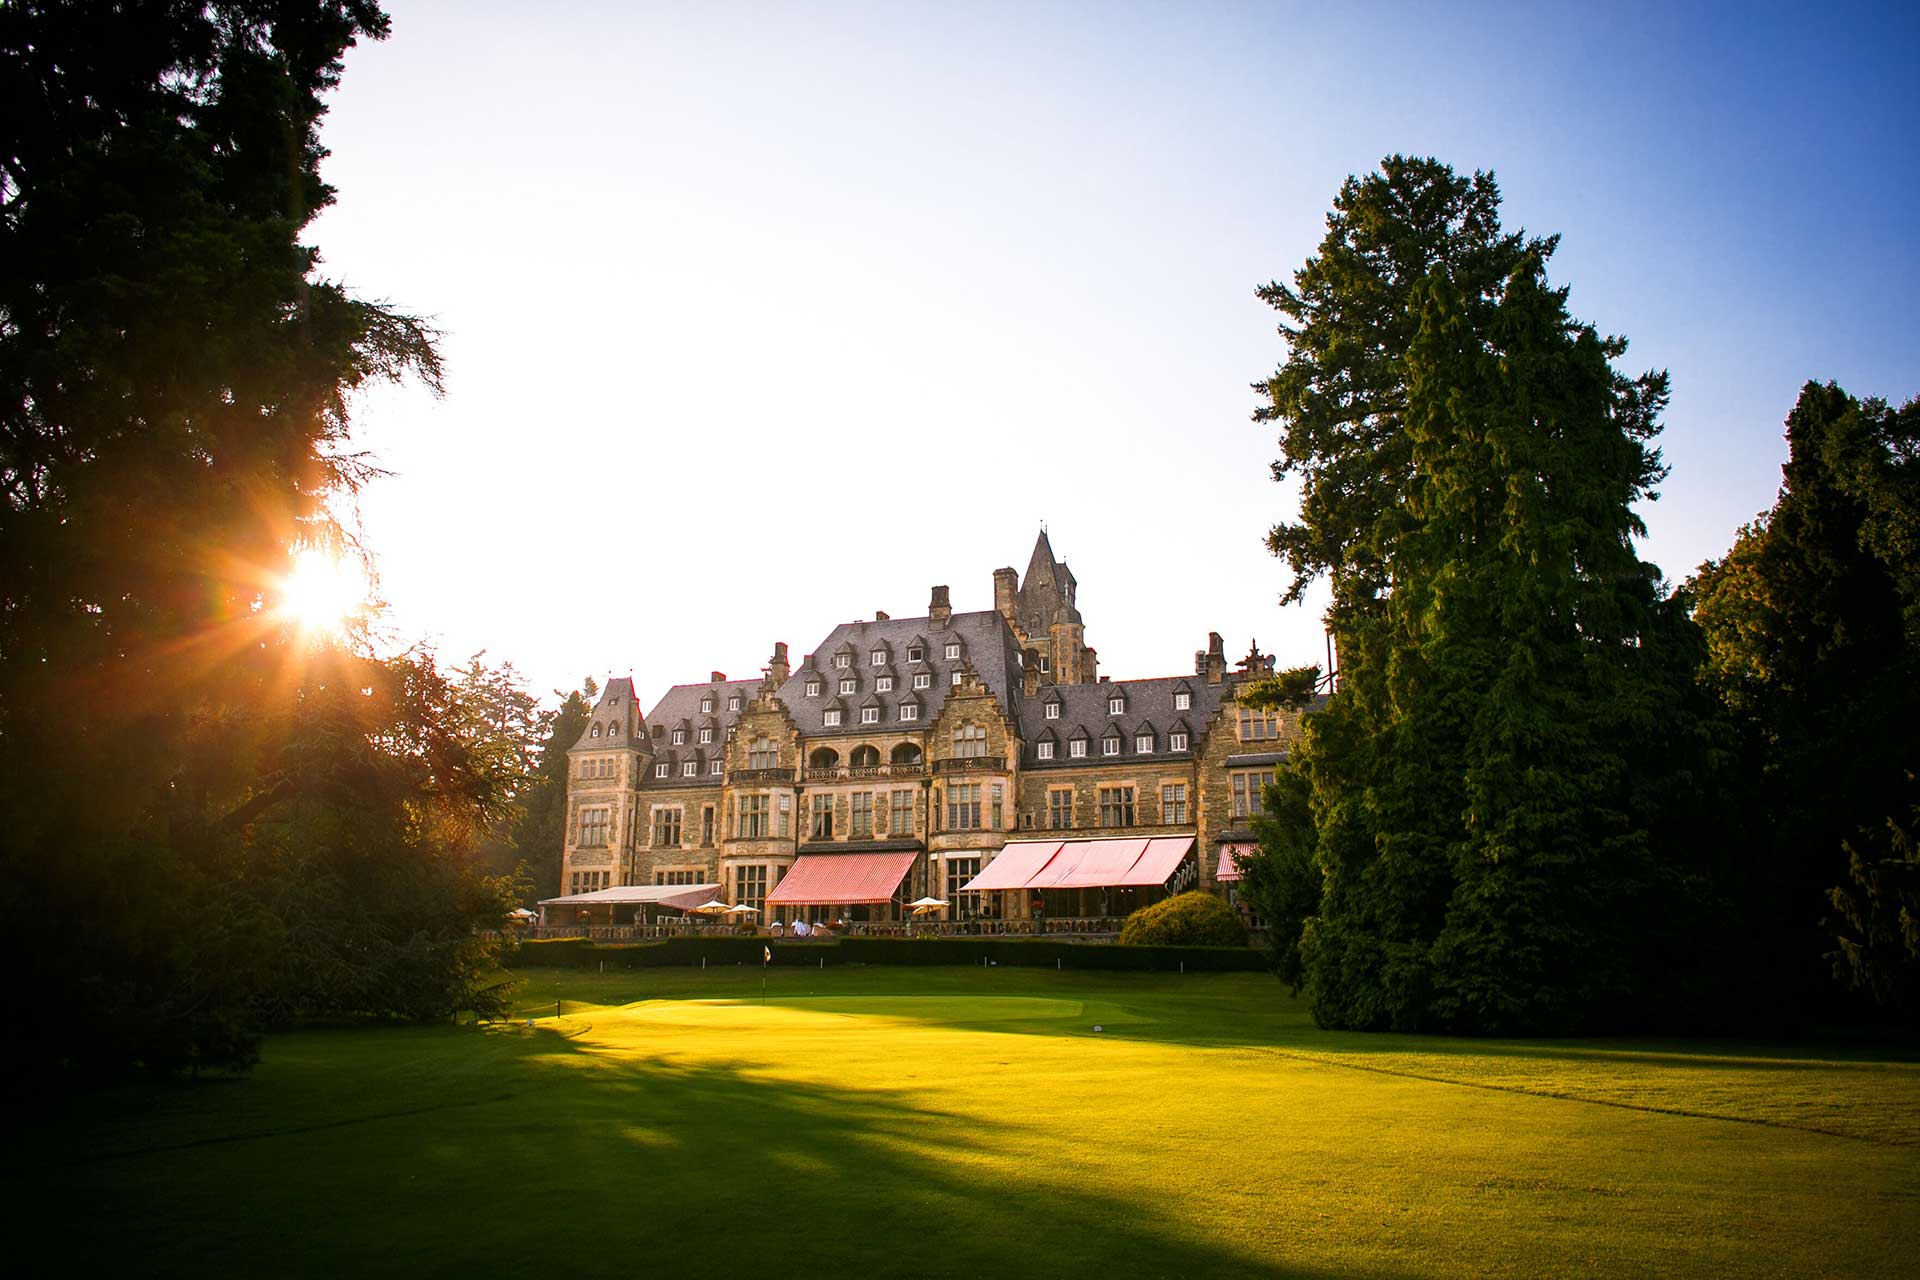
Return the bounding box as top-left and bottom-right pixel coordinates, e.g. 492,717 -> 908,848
1215,843 -> 1256,883
764,851 -> 917,906
960,837 -> 1195,892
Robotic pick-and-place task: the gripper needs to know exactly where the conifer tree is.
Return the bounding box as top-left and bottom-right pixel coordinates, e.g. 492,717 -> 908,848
1250,160 -> 1720,1033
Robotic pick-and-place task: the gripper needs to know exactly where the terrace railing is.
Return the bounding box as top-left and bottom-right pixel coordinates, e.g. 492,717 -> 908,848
931,755 -> 1005,775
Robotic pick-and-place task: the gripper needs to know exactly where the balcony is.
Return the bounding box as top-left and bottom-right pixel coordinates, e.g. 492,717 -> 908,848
803,762 -> 925,782
733,767 -> 794,784
932,755 -> 1005,775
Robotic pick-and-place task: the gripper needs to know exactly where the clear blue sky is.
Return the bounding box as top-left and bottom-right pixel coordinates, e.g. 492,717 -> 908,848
308,1 -> 1918,699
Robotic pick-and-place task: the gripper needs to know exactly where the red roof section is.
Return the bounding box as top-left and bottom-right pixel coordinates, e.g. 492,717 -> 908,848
765,851 -> 917,905
1215,842 -> 1256,883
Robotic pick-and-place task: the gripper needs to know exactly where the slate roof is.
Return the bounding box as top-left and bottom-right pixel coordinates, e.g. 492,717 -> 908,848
1016,674 -> 1226,767
776,610 -> 1022,736
570,677 -> 645,751
632,677 -> 762,787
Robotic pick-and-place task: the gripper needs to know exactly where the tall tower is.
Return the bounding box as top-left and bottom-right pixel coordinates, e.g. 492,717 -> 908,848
998,529 -> 1097,685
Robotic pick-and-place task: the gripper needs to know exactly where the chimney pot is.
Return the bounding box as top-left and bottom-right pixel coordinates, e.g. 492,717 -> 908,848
876,610 -> 890,621
711,671 -> 726,683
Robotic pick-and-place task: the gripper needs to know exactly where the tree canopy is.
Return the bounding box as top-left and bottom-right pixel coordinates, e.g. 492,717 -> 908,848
0,3 -> 513,1077
1244,158 -> 1724,1034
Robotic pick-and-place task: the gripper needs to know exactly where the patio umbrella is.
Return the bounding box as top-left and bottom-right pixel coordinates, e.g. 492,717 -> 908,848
689,899 -> 729,914
907,896 -> 949,916
724,904 -> 759,915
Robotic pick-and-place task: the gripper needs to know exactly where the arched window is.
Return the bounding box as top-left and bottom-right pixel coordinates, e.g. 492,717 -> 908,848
890,742 -> 922,766
850,745 -> 880,770
591,723 -> 603,738
953,724 -> 985,759
809,747 -> 840,770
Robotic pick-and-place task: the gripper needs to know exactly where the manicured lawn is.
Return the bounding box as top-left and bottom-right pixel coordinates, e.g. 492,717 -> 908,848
13,966 -> 1919,1278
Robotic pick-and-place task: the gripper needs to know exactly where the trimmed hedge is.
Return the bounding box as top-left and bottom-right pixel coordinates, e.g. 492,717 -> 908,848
502,933 -> 1263,972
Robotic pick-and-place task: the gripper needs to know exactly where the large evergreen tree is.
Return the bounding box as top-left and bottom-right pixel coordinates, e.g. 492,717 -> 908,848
1691,384 -> 1920,1014
0,3 -> 512,1076
1247,159 -> 1722,1033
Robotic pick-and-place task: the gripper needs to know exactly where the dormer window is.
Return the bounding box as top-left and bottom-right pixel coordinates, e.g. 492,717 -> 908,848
861,706 -> 880,724
591,724 -> 602,738
877,676 -> 894,693
907,645 -> 924,663
710,759 -> 723,775
1174,691 -> 1191,711
950,670 -> 963,686
806,679 -> 822,697
1044,702 -> 1060,720
728,694 -> 742,711
870,649 -> 886,666
682,761 -> 697,777
1108,696 -> 1124,716
609,723 -> 620,736
655,762 -> 669,778
700,697 -> 714,714
944,642 -> 961,660
1135,733 -> 1153,754
824,710 -> 843,727
839,676 -> 857,694
899,703 -> 919,721
672,729 -> 687,745
1102,733 -> 1121,756
699,728 -> 713,745
1170,731 -> 1189,751
834,653 -> 851,669
1070,738 -> 1087,759
913,673 -> 930,690
1037,741 -> 1054,760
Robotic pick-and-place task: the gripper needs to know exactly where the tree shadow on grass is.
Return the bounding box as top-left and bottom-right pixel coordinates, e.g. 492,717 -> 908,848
14,1018 -> 1424,1280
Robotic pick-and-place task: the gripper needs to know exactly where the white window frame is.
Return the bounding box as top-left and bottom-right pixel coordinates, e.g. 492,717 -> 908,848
950,670 -> 963,686
870,650 -> 886,666
876,675 -> 894,693
710,759 -> 723,775
834,653 -> 851,669
899,703 -> 919,721
1102,735 -> 1120,757
907,646 -> 924,663
1044,702 -> 1060,720
805,680 -> 821,697
700,697 -> 714,714
672,729 -> 686,745
944,642 -> 961,660
1170,731 -> 1189,751
1037,741 -> 1054,760
728,695 -> 742,711
1174,692 -> 1191,711
839,676 -> 857,695
1069,738 -> 1087,759
1135,733 -> 1153,754
861,706 -> 880,724
913,673 -> 931,690
655,762 -> 669,778
699,727 -> 713,744
824,710 -> 843,727
682,761 -> 697,778
1109,697 -> 1124,715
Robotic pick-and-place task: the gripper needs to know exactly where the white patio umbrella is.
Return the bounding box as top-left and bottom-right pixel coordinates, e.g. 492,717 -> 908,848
689,899 -> 730,914
906,896 -> 949,916
724,904 -> 760,915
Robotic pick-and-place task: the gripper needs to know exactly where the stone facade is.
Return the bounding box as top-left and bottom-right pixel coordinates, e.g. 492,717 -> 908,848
559,533 -> 1313,920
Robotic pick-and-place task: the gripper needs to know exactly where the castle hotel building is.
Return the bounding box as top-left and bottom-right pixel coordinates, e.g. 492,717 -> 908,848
551,533 -> 1305,926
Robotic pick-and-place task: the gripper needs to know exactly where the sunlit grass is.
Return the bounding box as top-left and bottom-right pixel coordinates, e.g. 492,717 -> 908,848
16,968 -> 1919,1278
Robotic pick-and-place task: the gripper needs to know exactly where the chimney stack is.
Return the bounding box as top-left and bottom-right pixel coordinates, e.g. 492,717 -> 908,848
1022,647 -> 1041,696
711,670 -> 727,683
875,610 -> 890,621
1205,632 -> 1226,685
767,641 -> 790,686
993,567 -> 1019,624
929,584 -> 951,628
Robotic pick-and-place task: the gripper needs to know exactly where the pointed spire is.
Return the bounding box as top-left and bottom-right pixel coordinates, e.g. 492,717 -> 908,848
1024,528 -> 1058,586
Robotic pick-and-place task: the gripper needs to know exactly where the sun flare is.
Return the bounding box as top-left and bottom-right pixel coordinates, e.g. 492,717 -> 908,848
277,548 -> 367,635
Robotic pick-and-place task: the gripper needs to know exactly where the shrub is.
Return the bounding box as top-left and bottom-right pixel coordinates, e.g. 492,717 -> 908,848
1119,892 -> 1249,948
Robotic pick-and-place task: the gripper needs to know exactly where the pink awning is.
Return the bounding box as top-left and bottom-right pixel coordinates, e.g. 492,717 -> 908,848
959,840 -> 1063,891
764,851 -> 917,905
1215,842 -> 1256,883
959,837 -> 1196,892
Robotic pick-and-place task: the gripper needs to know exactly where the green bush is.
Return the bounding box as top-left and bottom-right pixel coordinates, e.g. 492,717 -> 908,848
1119,892 -> 1249,948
